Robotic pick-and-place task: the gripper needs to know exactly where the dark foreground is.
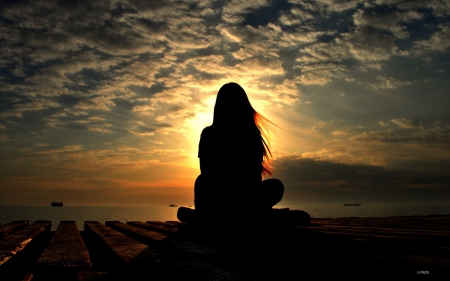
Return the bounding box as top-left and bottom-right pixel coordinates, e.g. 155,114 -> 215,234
0,215 -> 449,280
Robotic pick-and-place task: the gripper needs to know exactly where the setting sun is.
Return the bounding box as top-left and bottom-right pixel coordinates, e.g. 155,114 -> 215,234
0,0 -> 449,206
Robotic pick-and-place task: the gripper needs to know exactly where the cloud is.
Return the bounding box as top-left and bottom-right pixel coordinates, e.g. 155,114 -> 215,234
395,0 -> 450,18
35,145 -> 83,155
272,156 -> 450,191
288,0 -> 362,12
222,0 -> 270,23
256,79 -> 300,105
218,23 -> 284,60
345,28 -> 398,61
373,75 -> 412,89
412,25 -> 450,54
297,41 -> 349,64
74,96 -> 115,111
88,127 -> 112,133
0,134 -> 10,142
332,130 -> 348,136
391,118 -> 423,129
278,8 -> 315,26
349,125 -> 450,145
129,130 -> 155,137
294,63 -> 347,85
353,9 -> 423,39
0,0 -> 449,206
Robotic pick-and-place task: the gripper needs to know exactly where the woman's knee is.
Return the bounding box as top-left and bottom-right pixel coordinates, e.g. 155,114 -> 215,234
260,178 -> 284,206
194,175 -> 204,196
195,174 -> 212,204
195,174 -> 203,186
262,178 -> 284,194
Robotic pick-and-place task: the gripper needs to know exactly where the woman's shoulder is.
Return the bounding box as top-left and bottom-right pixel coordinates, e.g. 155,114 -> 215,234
202,125 -> 221,137
201,126 -> 213,136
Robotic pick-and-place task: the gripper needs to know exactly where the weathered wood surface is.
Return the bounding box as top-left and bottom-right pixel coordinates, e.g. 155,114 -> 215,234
0,216 -> 448,279
86,221 -> 240,280
33,221 -> 92,270
117,221 -> 222,256
76,271 -> 148,281
84,221 -> 157,267
130,221 -> 179,234
105,221 -> 241,280
0,221 -> 29,239
0,272 -> 33,281
0,221 -> 51,267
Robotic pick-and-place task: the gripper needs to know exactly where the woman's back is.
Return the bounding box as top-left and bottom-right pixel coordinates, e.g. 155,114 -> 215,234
191,82 -> 283,220
198,125 -> 263,207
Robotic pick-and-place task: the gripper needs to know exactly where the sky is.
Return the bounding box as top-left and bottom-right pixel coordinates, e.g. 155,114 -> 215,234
0,0 -> 449,206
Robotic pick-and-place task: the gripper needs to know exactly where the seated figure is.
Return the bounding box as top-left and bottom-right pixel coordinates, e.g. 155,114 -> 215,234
178,83 -> 308,225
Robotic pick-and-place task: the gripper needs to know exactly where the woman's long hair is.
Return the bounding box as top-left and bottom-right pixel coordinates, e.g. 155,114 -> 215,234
212,82 -> 274,177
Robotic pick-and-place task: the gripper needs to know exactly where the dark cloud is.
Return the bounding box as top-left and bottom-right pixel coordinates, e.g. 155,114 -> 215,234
128,84 -> 165,97
272,156 -> 450,204
350,125 -> 450,145
112,98 -> 134,111
57,94 -> 83,107
183,63 -> 226,80
0,0 -> 449,205
353,7 -> 424,39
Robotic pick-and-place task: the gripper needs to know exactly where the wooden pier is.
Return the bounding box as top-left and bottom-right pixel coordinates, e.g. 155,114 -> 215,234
0,215 -> 449,280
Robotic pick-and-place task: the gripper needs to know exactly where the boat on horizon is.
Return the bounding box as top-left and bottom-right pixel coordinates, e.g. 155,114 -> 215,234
51,202 -> 63,207
344,203 -> 361,206
169,204 -> 178,207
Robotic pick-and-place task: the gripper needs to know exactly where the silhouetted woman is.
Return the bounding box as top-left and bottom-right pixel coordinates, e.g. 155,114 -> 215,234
178,83 -> 284,223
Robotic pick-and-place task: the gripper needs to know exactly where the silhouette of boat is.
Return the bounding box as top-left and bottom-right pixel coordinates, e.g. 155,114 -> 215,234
51,202 -> 63,207
169,204 -> 178,207
344,203 -> 361,206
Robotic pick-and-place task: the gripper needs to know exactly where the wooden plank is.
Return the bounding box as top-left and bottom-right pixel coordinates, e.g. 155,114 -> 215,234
85,221 -> 240,280
350,253 -> 450,269
105,222 -> 248,280
295,226 -> 432,241
287,217 -> 450,274
0,272 -> 33,281
311,217 -> 450,231
147,220 -> 184,227
84,221 -> 164,267
129,221 -> 178,234
77,271 -> 150,281
0,221 -> 51,267
106,221 -> 222,256
0,221 -> 29,239
0,215 -> 446,279
306,224 -> 450,239
33,221 -> 92,270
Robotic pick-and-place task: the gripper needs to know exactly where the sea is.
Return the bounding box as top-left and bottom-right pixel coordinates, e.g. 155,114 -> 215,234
1,204 -> 450,231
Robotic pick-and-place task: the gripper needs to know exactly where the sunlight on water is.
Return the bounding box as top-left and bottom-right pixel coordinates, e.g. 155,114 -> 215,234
1,204 -> 449,230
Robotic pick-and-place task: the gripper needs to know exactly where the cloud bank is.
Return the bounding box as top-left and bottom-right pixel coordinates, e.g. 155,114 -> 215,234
0,0 -> 449,205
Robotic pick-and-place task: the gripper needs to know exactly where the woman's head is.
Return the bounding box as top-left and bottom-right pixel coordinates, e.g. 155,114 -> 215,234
213,83 -> 254,126
212,82 -> 274,176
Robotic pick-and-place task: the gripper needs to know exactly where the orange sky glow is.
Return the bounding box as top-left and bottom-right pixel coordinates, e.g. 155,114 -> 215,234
1,0 -> 450,206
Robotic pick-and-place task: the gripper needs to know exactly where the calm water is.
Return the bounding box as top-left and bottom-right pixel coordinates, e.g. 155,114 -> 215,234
1,204 -> 450,231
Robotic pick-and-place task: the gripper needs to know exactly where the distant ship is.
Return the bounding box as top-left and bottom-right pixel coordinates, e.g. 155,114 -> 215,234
169,204 -> 178,207
51,202 -> 63,207
344,203 -> 361,206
